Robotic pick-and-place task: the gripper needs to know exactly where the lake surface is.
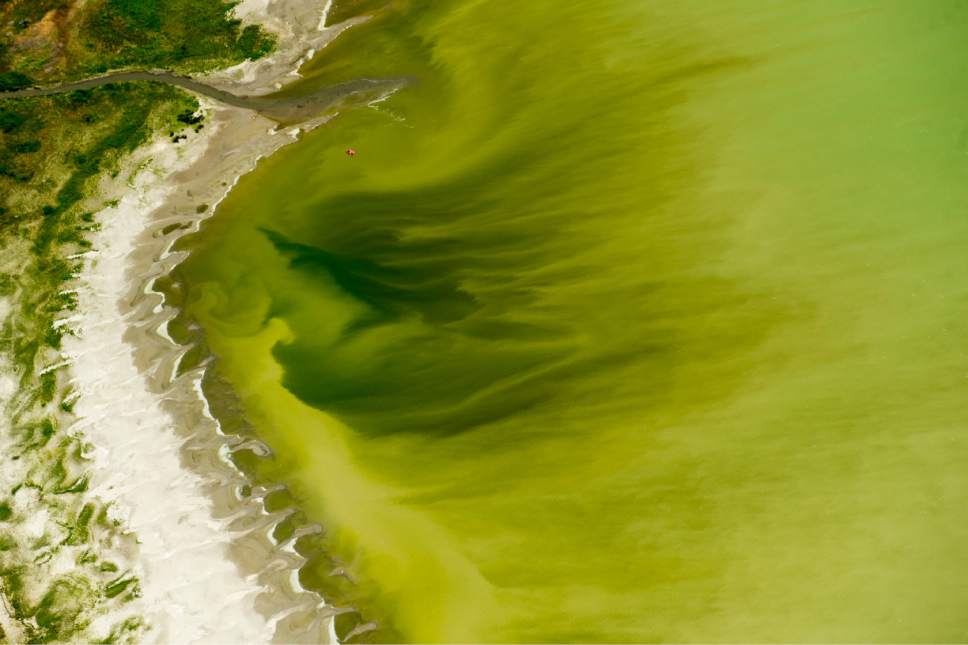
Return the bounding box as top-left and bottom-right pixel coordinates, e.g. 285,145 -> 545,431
171,1 -> 968,641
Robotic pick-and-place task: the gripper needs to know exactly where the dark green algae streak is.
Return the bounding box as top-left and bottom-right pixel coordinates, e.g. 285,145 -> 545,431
169,0 -> 968,641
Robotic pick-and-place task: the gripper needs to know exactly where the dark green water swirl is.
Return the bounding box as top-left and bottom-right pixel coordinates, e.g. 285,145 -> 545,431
172,0 -> 968,641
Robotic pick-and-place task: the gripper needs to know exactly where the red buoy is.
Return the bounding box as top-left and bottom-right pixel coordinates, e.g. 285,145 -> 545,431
346,148 -> 357,157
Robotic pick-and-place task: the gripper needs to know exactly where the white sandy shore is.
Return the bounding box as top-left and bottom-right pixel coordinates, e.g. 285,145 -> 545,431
64,123 -> 279,643
46,0 -> 373,641
63,111 -> 335,643
203,0 -> 370,96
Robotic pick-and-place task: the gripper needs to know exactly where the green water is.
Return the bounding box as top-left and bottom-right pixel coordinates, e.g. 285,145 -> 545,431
172,0 -> 968,641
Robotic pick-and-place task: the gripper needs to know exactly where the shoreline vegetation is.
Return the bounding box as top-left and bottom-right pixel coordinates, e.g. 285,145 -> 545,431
0,81 -> 202,644
0,0 -> 274,87
0,0 -> 342,643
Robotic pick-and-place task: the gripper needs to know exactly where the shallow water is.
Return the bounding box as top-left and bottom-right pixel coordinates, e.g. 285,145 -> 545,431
172,1 -> 968,641
0,70 -> 406,124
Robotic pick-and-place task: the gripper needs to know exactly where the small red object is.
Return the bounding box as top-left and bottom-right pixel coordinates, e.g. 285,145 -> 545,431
346,148 -> 356,157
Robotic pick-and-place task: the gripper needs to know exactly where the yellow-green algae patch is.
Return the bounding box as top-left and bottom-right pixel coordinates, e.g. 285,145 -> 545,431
174,0 -> 968,642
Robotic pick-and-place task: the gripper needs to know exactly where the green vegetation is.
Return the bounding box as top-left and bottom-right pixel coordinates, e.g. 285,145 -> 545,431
0,71 -> 32,91
0,0 -> 274,85
0,0 -> 279,640
79,0 -> 275,75
0,81 -> 201,642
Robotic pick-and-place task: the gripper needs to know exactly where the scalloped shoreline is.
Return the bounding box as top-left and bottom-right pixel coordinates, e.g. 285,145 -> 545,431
63,101 -> 337,642
29,0 -> 367,641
